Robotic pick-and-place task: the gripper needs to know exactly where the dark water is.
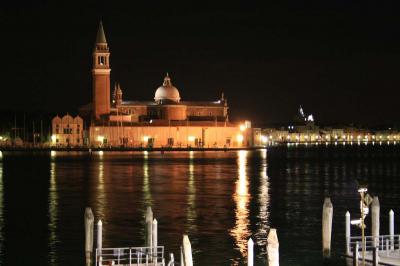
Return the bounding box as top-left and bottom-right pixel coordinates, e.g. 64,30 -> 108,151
0,146 -> 399,265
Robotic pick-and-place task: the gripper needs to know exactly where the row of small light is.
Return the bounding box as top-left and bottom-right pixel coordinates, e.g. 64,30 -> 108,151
260,134 -> 399,142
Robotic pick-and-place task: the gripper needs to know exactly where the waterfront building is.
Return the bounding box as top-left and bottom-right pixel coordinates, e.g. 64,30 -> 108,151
51,114 -> 84,146
54,21 -> 256,148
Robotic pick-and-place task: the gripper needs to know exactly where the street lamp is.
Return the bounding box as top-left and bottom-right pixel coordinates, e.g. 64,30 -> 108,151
351,185 -> 372,266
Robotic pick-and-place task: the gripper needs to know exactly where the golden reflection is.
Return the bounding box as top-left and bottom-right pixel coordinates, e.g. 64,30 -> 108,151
230,150 -> 251,257
48,162 -> 58,264
186,154 -> 197,233
142,151 -> 152,207
256,149 -> 269,247
96,160 -> 106,220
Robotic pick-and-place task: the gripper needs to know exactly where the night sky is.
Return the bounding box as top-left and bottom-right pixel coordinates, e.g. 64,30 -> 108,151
1,1 -> 399,125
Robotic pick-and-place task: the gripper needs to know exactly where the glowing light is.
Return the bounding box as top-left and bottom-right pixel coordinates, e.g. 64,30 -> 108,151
236,134 -> 244,143
239,125 -> 246,132
260,136 -> 268,143
97,136 -> 105,143
0,151 -> 2,159
325,135 -> 329,140
51,135 -> 57,143
188,136 -> 195,142
0,136 -> 3,140
50,150 -> 56,157
143,136 -> 149,142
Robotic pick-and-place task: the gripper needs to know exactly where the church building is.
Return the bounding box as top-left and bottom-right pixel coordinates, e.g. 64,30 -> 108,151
57,22 -> 258,148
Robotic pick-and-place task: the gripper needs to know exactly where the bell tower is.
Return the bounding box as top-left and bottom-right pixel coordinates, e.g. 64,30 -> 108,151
92,21 -> 111,119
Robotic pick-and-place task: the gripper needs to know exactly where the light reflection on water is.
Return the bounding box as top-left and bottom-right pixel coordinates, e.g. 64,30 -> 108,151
230,150 -> 251,260
96,159 -> 106,221
0,147 -> 399,265
48,162 -> 57,264
186,151 -> 197,234
255,149 -> 269,248
143,151 -> 152,208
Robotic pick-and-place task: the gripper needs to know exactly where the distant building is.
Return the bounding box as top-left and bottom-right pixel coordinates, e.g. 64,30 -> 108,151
51,115 -> 84,146
55,21 -> 257,148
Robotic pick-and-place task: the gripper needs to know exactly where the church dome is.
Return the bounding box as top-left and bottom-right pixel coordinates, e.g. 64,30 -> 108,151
154,73 -> 181,103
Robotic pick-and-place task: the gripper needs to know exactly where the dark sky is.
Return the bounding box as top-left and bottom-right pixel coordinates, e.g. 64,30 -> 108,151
1,1 -> 399,125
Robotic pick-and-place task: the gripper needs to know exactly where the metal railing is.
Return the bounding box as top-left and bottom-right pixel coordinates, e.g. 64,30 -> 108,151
95,246 -> 165,266
349,234 -> 400,253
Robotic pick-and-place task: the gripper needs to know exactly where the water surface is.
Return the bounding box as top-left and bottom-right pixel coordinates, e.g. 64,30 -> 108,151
0,146 -> 399,265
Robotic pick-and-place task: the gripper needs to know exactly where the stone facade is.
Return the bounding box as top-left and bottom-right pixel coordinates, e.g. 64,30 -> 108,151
51,115 -> 84,146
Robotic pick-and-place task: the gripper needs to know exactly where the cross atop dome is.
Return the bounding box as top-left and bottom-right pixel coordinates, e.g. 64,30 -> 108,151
163,73 -> 172,87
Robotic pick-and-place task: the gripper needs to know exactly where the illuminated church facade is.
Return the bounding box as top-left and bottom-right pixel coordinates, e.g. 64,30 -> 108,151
53,22 -> 258,148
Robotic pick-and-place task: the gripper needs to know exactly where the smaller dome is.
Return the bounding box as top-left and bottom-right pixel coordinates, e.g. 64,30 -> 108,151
154,73 -> 181,103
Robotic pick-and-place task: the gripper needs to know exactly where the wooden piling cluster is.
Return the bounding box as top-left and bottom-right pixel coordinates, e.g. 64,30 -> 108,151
84,206 -> 196,266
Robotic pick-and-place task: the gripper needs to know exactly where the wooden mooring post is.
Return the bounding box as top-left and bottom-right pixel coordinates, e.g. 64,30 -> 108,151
97,219 -> 103,265
372,246 -> 379,266
182,235 -> 193,266
247,238 -> 254,266
153,218 -> 158,264
322,197 -> 333,258
84,207 -> 94,266
389,209 -> 394,250
352,242 -> 359,266
371,196 -> 380,247
145,206 -> 153,260
346,211 -> 351,255
267,228 -> 279,266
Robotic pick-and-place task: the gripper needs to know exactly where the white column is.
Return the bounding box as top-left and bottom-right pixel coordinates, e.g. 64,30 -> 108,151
247,238 -> 254,266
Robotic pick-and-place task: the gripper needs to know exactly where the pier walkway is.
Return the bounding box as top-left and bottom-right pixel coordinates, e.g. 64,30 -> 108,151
95,246 -> 165,266
348,234 -> 400,265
